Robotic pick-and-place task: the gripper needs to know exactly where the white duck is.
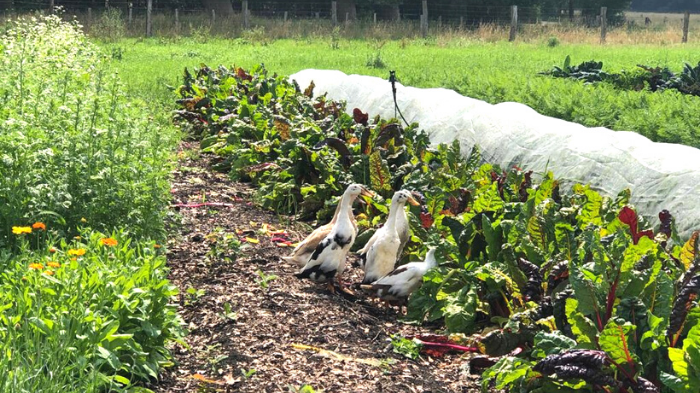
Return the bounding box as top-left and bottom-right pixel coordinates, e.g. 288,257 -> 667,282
358,190 -> 418,269
295,184 -> 373,287
361,247 -> 438,306
282,192 -> 356,268
361,190 -> 419,284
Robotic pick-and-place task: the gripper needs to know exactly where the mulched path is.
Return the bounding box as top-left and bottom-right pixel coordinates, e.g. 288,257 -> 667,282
153,142 -> 481,393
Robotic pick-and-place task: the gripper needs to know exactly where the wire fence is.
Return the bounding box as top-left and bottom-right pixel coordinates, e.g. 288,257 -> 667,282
0,1 -> 696,42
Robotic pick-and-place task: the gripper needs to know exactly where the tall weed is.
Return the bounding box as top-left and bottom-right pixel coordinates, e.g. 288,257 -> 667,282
0,14 -> 176,247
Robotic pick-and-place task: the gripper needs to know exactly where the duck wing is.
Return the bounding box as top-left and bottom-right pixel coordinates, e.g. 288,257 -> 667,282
362,236 -> 400,284
295,230 -> 354,283
282,222 -> 333,267
361,262 -> 424,299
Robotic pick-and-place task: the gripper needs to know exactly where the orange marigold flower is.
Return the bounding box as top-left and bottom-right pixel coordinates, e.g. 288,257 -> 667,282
100,238 -> 118,247
49,247 -> 57,253
32,222 -> 46,230
70,257 -> 77,261
67,248 -> 86,256
154,244 -> 161,249
12,226 -> 32,235
44,270 -> 54,276
28,263 -> 44,270
47,261 -> 60,268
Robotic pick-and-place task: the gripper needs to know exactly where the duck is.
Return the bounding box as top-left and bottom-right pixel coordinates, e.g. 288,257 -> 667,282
361,190 -> 419,284
358,190 -> 419,269
295,184 -> 373,288
282,192 -> 356,268
361,247 -> 438,306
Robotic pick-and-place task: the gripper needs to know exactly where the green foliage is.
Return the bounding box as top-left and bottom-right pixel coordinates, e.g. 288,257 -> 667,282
0,229 -> 183,392
390,335 -> 423,360
0,15 -> 176,247
175,63 -> 700,392
543,57 -> 700,99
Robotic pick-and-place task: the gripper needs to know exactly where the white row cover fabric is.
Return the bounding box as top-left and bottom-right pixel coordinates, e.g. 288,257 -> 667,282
290,69 -> 700,239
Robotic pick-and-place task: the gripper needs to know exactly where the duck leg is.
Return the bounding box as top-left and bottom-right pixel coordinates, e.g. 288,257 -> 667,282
333,277 -> 356,297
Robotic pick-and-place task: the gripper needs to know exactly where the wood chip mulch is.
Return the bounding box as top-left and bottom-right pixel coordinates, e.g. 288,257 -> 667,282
152,142 -> 482,393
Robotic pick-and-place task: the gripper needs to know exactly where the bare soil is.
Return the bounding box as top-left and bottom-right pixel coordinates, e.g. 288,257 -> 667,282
153,142 -> 481,393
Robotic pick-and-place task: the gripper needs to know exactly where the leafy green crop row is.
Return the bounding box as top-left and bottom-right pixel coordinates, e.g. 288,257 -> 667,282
0,15 -> 176,247
541,56 -> 700,97
175,64 -> 700,393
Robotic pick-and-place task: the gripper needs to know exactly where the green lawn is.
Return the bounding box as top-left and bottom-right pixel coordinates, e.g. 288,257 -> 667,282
102,37 -> 700,147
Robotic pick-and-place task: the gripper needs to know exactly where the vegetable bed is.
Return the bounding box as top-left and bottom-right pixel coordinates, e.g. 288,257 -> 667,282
175,64 -> 700,392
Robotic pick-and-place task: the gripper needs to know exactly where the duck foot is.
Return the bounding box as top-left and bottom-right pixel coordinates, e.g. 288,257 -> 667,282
333,280 -> 357,298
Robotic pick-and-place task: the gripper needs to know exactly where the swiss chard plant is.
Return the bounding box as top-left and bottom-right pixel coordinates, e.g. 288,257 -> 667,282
174,64 -> 700,392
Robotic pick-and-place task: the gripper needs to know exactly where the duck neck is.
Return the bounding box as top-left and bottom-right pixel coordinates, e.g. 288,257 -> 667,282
385,201 -> 402,234
329,193 -> 345,224
337,192 -> 354,225
425,249 -> 437,268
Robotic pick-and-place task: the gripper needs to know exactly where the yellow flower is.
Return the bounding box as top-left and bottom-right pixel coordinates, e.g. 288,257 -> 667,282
80,217 -> 87,223
154,244 -> 161,249
100,238 -> 118,247
12,226 -> 32,235
44,270 -> 54,276
67,248 -> 86,256
32,222 -> 46,231
28,263 -> 44,270
47,261 -> 60,268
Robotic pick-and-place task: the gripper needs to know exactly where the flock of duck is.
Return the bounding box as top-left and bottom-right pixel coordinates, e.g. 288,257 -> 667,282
281,184 -> 438,306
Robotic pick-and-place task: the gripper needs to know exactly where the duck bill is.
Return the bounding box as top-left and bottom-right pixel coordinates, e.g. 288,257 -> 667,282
360,187 -> 375,198
407,195 -> 420,206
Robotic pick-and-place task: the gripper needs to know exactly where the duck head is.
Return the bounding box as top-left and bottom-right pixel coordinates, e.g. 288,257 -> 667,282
394,189 -> 420,206
345,184 -> 374,199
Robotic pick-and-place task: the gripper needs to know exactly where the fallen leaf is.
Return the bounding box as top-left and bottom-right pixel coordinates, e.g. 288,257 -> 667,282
245,237 -> 259,244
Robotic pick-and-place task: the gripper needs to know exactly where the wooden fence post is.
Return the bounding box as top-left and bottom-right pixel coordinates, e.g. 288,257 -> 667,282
284,11 -> 288,22
421,0 -> 428,37
175,9 -> 179,33
146,0 -> 152,37
211,9 -> 216,25
331,1 -> 337,26
345,12 -> 349,25
128,2 -> 132,24
373,13 -> 377,24
509,5 -> 517,41
682,11 -> 690,43
87,7 -> 92,29
460,16 -> 464,30
49,0 -> 54,14
243,0 -> 249,29
600,7 -> 607,43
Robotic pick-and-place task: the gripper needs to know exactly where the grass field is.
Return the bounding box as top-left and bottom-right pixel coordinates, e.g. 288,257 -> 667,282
102,36 -> 700,147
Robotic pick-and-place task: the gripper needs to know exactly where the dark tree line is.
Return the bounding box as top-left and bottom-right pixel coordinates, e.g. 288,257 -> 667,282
2,0 -> 635,23
630,0 -> 700,13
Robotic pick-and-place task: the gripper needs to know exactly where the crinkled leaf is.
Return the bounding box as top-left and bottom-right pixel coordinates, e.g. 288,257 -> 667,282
443,286 -> 477,333
481,356 -> 533,390
374,123 -> 403,148
680,231 -> 699,270
473,182 -> 504,213
532,331 -> 577,359
565,298 -> 598,347
642,263 -> 674,322
599,319 -> 637,371
352,108 -> 368,126
569,263 -> 603,327
368,150 -> 392,193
